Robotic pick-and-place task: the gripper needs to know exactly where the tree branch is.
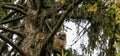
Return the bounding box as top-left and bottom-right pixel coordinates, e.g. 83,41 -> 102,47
7,38 -> 23,56
2,4 -> 27,15
4,3 -> 27,11
29,0 -> 38,10
1,16 -> 24,24
44,6 -> 83,20
0,34 -> 30,56
0,42 -> 6,55
0,26 -> 25,38
0,11 -> 16,21
37,0 -> 44,12
40,0 -> 82,55
45,20 -> 52,32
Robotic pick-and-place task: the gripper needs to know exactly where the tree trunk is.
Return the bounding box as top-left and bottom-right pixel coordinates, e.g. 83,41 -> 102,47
21,1 -> 46,56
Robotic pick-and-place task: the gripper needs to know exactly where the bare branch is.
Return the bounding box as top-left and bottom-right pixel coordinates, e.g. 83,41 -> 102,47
4,3 -> 27,11
7,48 -> 14,56
45,20 -> 52,32
7,38 -> 23,56
1,16 -> 24,24
0,26 -> 25,38
2,4 -> 27,15
71,22 -> 89,46
0,34 -> 30,56
0,42 -> 6,55
0,11 -> 16,21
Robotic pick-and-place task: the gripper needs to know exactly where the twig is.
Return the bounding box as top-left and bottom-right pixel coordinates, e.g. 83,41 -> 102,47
4,3 -> 27,10
0,34 -> 30,56
39,0 -> 82,55
71,22 -> 91,46
45,20 -> 52,32
10,25 -> 22,29
0,42 -> 6,55
7,38 -> 23,56
0,26 -> 25,38
37,0 -> 44,14
1,16 -> 24,24
0,11 -> 16,21
7,48 -> 14,56
12,51 -> 17,56
2,4 -> 27,15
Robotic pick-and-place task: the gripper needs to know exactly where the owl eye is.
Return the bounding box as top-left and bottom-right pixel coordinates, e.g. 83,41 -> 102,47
62,34 -> 65,37
58,33 -> 61,36
60,37 -> 64,40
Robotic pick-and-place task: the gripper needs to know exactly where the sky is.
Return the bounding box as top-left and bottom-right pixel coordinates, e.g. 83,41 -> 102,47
64,21 -> 88,55
64,21 -> 99,56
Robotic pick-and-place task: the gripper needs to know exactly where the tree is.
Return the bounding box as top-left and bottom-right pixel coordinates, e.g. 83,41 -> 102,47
0,0 -> 120,56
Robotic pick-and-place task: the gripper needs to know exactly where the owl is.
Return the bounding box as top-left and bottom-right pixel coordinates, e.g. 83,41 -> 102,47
53,32 -> 66,53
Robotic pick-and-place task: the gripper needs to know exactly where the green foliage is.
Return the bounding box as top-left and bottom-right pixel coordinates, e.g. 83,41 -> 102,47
1,0 -> 120,56
0,1 -> 7,19
116,50 -> 120,56
74,0 -> 120,55
56,49 -> 74,56
45,0 -> 54,4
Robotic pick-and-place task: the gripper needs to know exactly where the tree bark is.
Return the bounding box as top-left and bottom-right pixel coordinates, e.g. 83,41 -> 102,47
20,0 -> 46,56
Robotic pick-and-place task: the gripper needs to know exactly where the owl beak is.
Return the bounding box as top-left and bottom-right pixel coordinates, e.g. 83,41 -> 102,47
60,36 -> 65,40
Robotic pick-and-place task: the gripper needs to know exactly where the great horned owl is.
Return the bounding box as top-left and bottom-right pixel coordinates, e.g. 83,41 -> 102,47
53,32 -> 66,53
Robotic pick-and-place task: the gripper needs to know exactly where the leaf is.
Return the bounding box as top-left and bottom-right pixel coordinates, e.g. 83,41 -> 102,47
109,9 -> 115,15
111,4 -> 116,9
116,0 -> 120,5
116,19 -> 120,24
113,43 -> 117,48
87,3 -> 97,12
11,0 -> 15,3
116,50 -> 120,56
115,34 -> 120,40
62,49 -> 64,56
57,54 -> 61,56
60,0 -> 66,4
64,52 -> 68,56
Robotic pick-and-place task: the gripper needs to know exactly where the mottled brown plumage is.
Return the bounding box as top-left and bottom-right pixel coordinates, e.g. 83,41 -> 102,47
53,32 -> 66,52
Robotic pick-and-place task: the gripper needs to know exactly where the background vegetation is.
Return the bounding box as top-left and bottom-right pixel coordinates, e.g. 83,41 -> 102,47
0,0 -> 120,56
